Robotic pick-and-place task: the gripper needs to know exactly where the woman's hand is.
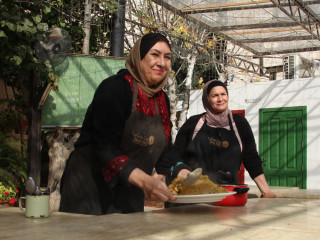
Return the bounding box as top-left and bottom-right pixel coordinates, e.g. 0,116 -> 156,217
128,168 -> 176,202
143,177 -> 176,201
261,191 -> 276,198
151,171 -> 165,181
253,174 -> 276,198
177,169 -> 191,179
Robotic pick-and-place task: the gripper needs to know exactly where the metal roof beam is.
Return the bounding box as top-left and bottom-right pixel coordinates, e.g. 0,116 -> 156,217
293,0 -> 320,23
241,35 -> 316,43
270,0 -> 320,41
218,55 -> 268,76
181,0 -> 320,14
209,21 -> 303,32
259,46 -> 320,56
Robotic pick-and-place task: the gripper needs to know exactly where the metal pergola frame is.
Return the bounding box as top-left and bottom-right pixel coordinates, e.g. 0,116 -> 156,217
151,0 -> 320,77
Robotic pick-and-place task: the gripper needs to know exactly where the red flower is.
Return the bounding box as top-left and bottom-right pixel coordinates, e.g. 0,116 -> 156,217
4,192 -> 9,196
16,189 -> 19,193
9,198 -> 16,206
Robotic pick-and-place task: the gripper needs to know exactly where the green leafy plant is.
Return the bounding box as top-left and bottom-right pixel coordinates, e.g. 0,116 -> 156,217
0,105 -> 25,134
0,182 -> 18,205
0,132 -> 27,193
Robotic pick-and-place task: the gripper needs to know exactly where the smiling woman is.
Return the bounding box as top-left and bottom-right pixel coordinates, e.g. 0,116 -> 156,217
140,41 -> 171,87
207,82 -> 228,113
166,79 -> 275,209
58,33 -> 188,215
126,33 -> 172,94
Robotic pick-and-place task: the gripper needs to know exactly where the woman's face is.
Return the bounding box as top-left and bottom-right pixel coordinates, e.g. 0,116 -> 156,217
208,86 -> 229,113
140,40 -> 171,86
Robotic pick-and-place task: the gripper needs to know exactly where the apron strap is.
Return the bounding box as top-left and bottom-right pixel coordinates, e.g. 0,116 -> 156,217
131,81 -> 138,113
228,114 -> 234,131
228,113 -> 243,152
192,115 -> 206,140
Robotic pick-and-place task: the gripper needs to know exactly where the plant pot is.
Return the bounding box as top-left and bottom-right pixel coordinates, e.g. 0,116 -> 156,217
1,201 -> 10,207
213,184 -> 249,206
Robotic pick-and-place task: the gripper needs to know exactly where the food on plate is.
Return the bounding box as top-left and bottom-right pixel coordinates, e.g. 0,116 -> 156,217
168,175 -> 228,195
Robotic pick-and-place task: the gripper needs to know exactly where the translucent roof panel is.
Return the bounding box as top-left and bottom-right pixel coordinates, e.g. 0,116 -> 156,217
152,0 -> 320,56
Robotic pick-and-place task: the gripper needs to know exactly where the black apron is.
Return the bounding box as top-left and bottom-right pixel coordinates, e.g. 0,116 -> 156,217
60,80 -> 166,215
186,115 -> 242,185
111,80 -> 166,213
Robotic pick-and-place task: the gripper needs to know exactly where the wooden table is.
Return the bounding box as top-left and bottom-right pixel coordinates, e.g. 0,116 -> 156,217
1,198 -> 320,240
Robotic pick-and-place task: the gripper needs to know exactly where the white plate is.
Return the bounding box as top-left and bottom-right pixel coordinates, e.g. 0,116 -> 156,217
169,192 -> 236,203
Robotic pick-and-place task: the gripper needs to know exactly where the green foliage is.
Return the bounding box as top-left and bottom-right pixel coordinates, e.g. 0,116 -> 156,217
0,0 -> 119,92
88,0 -> 118,54
0,0 -> 50,106
0,105 -> 22,134
40,0 -> 117,54
0,0 -> 51,193
192,59 -> 219,88
0,132 -> 27,193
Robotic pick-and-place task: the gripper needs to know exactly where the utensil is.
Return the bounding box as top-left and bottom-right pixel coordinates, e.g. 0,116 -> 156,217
50,179 -> 59,193
182,168 -> 202,186
169,192 -> 235,203
34,186 -> 42,196
25,177 -> 36,195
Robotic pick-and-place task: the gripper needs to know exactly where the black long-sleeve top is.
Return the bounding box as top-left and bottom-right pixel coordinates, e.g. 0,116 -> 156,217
74,69 -> 173,186
172,113 -> 264,180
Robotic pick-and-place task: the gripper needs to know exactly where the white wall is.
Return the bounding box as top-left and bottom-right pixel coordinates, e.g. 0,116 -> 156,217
189,77 -> 320,190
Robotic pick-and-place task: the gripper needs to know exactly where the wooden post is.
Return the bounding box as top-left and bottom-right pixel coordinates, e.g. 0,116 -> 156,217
27,71 -> 42,187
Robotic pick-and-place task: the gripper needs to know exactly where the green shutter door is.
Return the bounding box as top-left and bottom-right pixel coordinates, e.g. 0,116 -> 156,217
259,107 -> 306,189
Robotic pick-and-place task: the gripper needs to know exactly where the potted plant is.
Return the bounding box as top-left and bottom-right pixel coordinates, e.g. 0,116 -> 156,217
0,182 -> 18,206
0,132 -> 27,194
